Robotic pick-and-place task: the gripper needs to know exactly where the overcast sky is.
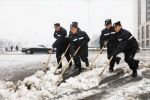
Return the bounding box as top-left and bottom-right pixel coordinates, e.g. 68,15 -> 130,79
0,0 -> 134,45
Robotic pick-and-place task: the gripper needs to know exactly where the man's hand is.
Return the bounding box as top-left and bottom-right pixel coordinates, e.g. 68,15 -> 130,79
100,44 -> 106,49
108,54 -> 114,59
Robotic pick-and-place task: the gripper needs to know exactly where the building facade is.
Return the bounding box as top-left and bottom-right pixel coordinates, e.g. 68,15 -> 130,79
137,0 -> 150,48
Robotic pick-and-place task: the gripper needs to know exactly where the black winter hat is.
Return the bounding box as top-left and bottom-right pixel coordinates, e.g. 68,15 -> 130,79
54,23 -> 60,28
72,21 -> 78,26
113,21 -> 121,27
105,19 -> 112,26
70,23 -> 78,29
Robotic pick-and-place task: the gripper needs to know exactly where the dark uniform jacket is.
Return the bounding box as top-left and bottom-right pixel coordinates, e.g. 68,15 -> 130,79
112,28 -> 138,56
100,26 -> 119,50
69,29 -> 90,56
53,27 -> 68,49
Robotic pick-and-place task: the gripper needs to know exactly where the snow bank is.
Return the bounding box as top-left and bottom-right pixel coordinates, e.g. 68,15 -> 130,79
0,56 -> 149,100
60,68 -> 102,90
0,69 -> 63,100
103,78 -> 150,100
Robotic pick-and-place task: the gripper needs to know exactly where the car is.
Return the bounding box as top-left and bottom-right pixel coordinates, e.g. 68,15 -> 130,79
21,45 -> 53,54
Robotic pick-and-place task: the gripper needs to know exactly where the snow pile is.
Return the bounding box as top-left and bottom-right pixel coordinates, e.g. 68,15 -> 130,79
60,73 -> 102,90
103,78 -> 150,100
0,70 -> 63,100
57,89 -> 101,100
60,67 -> 104,90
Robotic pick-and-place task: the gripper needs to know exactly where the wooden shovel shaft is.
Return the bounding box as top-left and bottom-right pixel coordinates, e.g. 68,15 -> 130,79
54,44 -> 70,74
44,48 -> 54,70
86,41 -> 108,71
61,46 -> 81,75
100,56 -> 113,76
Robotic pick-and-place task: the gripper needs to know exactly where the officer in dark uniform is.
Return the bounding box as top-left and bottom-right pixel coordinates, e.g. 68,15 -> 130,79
100,19 -> 121,72
111,21 -> 139,77
52,23 -> 72,69
69,22 -> 89,68
69,22 -> 81,36
69,23 -> 90,74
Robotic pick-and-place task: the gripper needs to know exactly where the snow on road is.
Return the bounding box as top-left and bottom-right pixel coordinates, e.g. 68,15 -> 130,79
0,51 -> 150,100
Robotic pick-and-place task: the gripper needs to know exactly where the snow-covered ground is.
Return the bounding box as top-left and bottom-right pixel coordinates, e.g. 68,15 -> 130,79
0,51 -> 150,100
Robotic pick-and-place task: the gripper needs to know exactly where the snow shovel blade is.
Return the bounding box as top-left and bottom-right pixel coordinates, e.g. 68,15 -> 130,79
57,69 -> 78,86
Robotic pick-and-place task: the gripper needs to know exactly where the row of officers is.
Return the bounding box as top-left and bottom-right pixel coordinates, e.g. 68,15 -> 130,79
52,19 -> 139,77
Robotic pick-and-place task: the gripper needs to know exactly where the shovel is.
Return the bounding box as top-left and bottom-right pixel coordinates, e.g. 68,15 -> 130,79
54,44 -> 70,74
44,48 -> 54,71
86,41 -> 108,71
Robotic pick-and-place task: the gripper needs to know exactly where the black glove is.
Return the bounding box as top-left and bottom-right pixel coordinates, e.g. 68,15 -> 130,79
100,44 -> 106,49
108,54 -> 114,59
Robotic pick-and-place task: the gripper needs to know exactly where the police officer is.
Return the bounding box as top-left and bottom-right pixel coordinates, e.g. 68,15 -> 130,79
69,23 -> 90,74
110,21 -> 139,77
100,19 -> 121,72
69,21 -> 81,36
69,22 -> 89,68
52,23 -> 72,69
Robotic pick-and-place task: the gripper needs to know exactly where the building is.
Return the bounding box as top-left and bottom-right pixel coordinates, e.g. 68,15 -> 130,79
135,0 -> 150,48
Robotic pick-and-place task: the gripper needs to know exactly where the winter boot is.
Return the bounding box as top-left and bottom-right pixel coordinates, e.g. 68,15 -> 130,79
69,62 -> 72,69
116,57 -> 121,65
77,64 -> 82,75
135,60 -> 139,69
109,68 -> 114,73
86,61 -> 89,67
131,70 -> 138,77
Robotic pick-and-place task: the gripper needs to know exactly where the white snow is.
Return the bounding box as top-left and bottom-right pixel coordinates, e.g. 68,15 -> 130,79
0,52 -> 150,99
103,78 -> 150,100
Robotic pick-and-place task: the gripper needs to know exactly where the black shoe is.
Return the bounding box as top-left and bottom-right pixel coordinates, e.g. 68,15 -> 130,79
131,70 -> 138,77
116,57 -> 121,65
86,61 -> 89,67
136,60 -> 139,69
109,69 -> 113,73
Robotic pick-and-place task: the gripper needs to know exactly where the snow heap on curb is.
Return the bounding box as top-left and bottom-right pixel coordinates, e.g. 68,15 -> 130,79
0,67 -> 63,100
103,78 -> 150,100
60,68 -> 102,90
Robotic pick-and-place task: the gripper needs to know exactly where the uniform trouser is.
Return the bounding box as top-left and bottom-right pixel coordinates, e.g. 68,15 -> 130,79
56,47 -> 72,69
80,48 -> 89,66
107,48 -> 121,70
73,48 -> 89,70
124,48 -> 139,71
73,54 -> 81,71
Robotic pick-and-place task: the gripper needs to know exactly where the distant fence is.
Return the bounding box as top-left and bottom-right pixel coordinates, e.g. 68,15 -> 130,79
142,48 -> 150,51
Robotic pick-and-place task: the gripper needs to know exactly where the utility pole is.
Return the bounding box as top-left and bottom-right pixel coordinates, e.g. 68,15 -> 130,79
84,0 -> 92,47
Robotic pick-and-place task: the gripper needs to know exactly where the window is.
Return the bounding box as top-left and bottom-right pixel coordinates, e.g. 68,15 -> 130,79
142,26 -> 145,39
142,41 -> 145,48
146,40 -> 149,47
146,25 -> 149,38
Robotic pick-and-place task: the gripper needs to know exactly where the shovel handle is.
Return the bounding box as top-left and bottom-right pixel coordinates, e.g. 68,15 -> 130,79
54,44 -> 70,74
61,46 -> 80,75
100,56 -> 113,76
86,41 -> 108,71
44,48 -> 54,70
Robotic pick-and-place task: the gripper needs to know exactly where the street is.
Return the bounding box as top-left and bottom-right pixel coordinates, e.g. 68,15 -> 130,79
0,50 -> 150,82
0,50 -> 150,100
